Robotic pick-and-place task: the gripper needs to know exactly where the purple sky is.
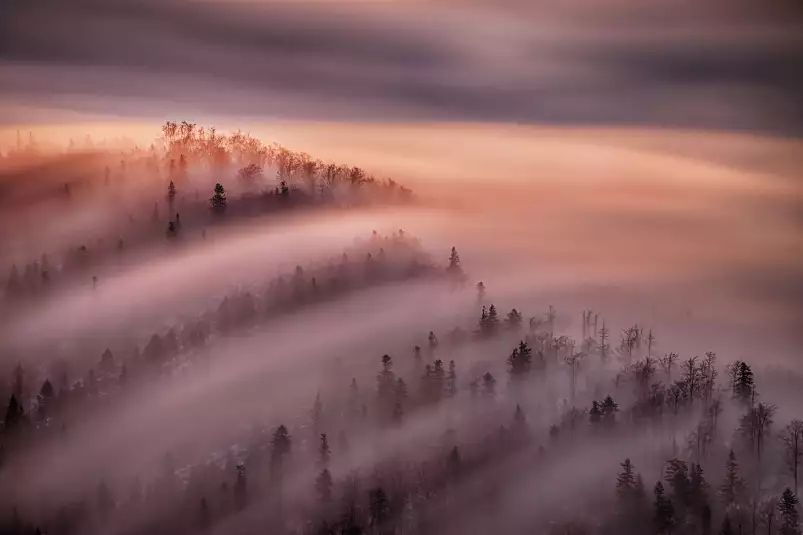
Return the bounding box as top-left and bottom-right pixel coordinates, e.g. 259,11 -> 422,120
1,0 -> 802,133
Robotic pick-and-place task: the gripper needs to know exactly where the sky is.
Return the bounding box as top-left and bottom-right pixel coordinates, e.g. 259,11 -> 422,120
1,0 -> 802,134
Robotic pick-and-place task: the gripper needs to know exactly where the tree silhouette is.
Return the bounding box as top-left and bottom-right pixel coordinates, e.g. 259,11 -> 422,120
3,395 -> 24,432
167,180 -> 176,207
476,281 -> 485,303
210,183 -> 227,214
781,420 -> 803,496
720,449 -> 746,508
271,425 -> 291,474
733,361 -> 755,404
508,341 -> 532,379
319,433 -> 331,467
653,480 -> 675,535
779,488 -> 800,535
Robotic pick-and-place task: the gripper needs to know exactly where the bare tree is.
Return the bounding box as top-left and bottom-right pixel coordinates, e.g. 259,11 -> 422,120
780,420 -> 803,496
564,351 -> 585,404
599,320 -> 611,365
660,353 -> 679,383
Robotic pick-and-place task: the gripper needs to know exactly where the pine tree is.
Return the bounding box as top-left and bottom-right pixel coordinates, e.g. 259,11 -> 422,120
506,308 -> 523,330
319,433 -> 331,466
447,247 -> 462,277
377,355 -> 396,410
589,400 -> 602,424
733,361 -> 755,404
428,331 -> 438,354
617,459 -> 637,502
476,281 -> 485,303
446,360 -> 457,398
512,404 -> 530,446
779,488 -> 801,535
210,183 -> 227,214
601,395 -> 619,426
167,180 -> 177,205
654,481 -> 675,534
720,450 -> 745,507
664,459 -> 691,523
508,340 -> 533,378
3,395 -> 24,432
271,425 -> 291,472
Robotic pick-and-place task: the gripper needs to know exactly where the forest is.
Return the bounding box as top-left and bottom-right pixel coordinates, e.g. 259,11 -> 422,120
1,121 -> 802,535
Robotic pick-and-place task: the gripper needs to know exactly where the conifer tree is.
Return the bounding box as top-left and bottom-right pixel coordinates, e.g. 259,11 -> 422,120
508,340 -> 533,379
589,400 -> 602,425
210,183 -> 227,214
781,420 -> 803,496
733,361 -> 755,404
271,425 -> 291,473
505,308 -> 523,330
664,459 -> 691,523
447,247 -> 462,277
779,488 -> 801,535
476,281 -> 485,303
319,433 -> 331,466
601,395 -> 618,426
167,180 -> 176,207
446,360 -> 457,398
654,481 -> 675,534
3,395 -> 24,432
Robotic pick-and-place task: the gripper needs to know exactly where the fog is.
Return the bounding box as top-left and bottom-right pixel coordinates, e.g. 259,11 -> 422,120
2,1 -> 803,533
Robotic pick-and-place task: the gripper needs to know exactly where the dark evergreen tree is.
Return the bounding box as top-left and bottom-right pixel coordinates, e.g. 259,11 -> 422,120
476,281 -> 485,303
733,361 -> 755,404
446,360 -> 457,398
210,183 -> 227,214
3,394 -> 24,433
508,340 -> 533,379
167,180 -> 177,205
320,433 -> 331,466
589,400 -> 602,425
779,488 -> 801,535
720,450 -> 745,508
271,425 -> 291,473
487,305 -> 499,335
505,308 -> 523,330
447,247 -> 462,277
601,395 -> 618,426
664,459 -> 691,525
654,481 -> 675,534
